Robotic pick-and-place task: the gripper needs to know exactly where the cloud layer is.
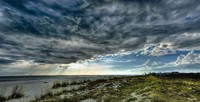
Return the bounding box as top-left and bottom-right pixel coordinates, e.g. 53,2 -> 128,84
1,0 -> 200,65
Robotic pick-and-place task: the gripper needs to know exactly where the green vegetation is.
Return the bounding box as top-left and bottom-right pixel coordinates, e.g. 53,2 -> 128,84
52,81 -> 63,89
8,85 -> 24,100
0,95 -> 6,102
32,73 -> 200,102
52,80 -> 90,89
0,85 -> 24,102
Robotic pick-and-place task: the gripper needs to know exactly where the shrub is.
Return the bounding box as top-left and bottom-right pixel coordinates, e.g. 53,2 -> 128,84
70,81 -> 79,85
52,81 -> 61,89
41,91 -> 53,99
0,95 -> 6,102
146,76 -> 161,83
8,85 -> 24,100
149,93 -> 167,102
127,97 -> 137,101
61,82 -> 68,87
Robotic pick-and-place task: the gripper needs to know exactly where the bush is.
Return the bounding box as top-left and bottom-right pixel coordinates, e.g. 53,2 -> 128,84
127,97 -> 137,101
52,81 -> 61,89
40,91 -> 53,99
61,82 -> 68,87
0,95 -> 6,102
70,81 -> 79,85
8,85 -> 24,100
146,76 -> 161,83
150,93 -> 167,102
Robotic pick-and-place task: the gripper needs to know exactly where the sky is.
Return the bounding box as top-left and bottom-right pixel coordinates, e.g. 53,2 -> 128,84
0,0 -> 200,75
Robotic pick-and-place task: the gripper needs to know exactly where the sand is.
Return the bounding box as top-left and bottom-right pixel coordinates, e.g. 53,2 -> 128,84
0,76 -> 111,102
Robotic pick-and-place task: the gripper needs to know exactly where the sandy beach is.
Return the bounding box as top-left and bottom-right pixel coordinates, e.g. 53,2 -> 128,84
0,76 -> 111,102
0,74 -> 200,102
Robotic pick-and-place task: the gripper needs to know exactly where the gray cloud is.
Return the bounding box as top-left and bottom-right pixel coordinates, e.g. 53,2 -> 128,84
0,58 -> 16,64
1,0 -> 200,64
172,51 -> 200,66
140,43 -> 176,56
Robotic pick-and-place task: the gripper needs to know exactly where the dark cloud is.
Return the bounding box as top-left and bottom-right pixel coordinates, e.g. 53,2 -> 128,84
1,0 -> 200,64
0,58 -> 16,64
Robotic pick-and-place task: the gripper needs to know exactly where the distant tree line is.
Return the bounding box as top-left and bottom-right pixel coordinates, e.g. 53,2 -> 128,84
145,72 -> 200,79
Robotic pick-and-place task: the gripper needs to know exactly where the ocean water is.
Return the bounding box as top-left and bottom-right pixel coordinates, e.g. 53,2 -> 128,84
0,75 -> 113,82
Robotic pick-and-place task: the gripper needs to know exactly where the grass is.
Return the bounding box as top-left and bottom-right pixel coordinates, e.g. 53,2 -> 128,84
60,77 -> 144,102
31,91 -> 54,102
127,97 -> 137,101
40,91 -> 53,99
52,81 -> 62,89
52,80 -> 91,89
33,80 -> 90,102
8,85 -> 24,100
0,85 -> 24,101
52,81 -> 71,89
31,73 -> 200,102
0,95 -> 6,102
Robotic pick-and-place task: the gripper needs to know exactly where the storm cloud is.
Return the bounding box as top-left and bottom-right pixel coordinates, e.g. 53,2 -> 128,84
1,0 -> 200,64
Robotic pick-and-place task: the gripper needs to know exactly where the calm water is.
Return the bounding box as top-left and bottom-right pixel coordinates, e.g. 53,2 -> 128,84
0,75 -> 115,82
